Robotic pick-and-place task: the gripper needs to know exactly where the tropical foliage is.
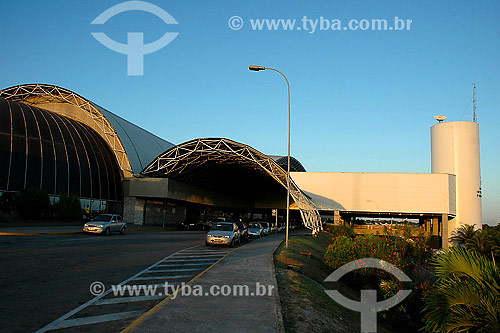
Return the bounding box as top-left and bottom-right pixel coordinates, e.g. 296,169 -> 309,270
451,224 -> 500,258
423,247 -> 500,332
450,224 -> 479,247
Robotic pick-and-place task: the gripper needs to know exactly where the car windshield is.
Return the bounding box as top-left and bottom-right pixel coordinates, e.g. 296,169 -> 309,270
248,223 -> 260,228
92,215 -> 112,222
211,223 -> 233,231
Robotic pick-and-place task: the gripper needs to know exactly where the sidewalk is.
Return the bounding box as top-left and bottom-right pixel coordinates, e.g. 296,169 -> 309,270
128,234 -> 285,333
0,225 -> 84,235
0,224 -> 176,236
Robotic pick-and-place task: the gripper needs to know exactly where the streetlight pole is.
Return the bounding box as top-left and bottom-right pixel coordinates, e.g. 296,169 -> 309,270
249,65 -> 291,248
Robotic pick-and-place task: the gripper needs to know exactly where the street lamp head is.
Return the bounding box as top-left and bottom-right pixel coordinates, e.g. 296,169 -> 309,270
249,65 -> 266,71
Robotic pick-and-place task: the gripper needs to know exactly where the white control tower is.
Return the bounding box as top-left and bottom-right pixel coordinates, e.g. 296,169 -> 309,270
431,120 -> 482,244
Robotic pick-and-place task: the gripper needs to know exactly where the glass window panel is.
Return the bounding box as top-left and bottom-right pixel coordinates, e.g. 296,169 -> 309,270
9,135 -> 26,191
41,140 -> 55,194
0,133 -> 11,190
0,99 -> 11,135
25,138 -> 42,189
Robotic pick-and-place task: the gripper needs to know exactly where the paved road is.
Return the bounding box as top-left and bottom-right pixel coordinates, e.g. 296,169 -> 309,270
0,230 -> 208,332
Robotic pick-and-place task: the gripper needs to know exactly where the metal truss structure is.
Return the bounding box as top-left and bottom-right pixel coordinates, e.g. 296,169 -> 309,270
0,84 -> 132,175
142,138 -> 322,232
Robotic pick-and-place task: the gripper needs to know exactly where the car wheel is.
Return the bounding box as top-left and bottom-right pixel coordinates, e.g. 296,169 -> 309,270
230,239 -> 235,248
120,227 -> 125,235
103,228 -> 110,236
205,242 -> 211,247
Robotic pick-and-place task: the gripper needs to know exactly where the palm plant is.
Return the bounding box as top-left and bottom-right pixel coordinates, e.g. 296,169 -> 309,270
450,224 -> 478,248
466,230 -> 500,257
423,248 -> 500,332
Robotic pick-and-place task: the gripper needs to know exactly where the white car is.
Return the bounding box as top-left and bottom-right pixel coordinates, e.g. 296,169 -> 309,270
206,222 -> 241,247
83,214 -> 126,235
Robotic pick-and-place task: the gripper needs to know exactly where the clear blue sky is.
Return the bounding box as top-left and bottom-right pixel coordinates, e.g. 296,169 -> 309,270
1,0 -> 499,224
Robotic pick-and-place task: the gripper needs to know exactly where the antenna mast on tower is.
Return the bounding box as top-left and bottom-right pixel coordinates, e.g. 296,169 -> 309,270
473,83 -> 477,123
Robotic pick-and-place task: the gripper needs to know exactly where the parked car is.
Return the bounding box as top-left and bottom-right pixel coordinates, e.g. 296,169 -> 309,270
261,222 -> 270,236
236,222 -> 248,242
183,221 -> 210,230
206,222 -> 241,247
247,222 -> 264,238
83,214 -> 126,235
270,224 -> 277,234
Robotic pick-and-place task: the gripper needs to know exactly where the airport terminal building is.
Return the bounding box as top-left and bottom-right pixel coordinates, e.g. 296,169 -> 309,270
0,84 -> 482,246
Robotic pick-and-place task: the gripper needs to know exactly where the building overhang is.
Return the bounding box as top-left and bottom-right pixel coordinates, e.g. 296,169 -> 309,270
140,138 -> 322,231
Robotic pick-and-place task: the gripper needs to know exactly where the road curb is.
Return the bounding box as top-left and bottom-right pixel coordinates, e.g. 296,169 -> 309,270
271,239 -> 286,333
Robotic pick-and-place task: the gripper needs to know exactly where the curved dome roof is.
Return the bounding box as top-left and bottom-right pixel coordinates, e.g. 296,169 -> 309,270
268,155 -> 306,172
0,98 -> 122,200
0,84 -> 174,175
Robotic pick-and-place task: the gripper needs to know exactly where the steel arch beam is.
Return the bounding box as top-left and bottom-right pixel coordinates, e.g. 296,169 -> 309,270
0,84 -> 133,175
141,138 -> 322,231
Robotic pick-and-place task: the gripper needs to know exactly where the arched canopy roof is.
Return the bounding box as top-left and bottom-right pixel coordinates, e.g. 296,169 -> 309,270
141,138 -> 321,231
269,155 -> 306,172
0,84 -> 174,176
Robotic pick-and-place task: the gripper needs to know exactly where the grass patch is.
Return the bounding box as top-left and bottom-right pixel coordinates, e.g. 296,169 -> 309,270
274,232 -> 393,332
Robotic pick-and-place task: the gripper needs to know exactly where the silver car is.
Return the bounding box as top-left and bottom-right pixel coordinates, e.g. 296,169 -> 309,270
247,222 -> 264,238
83,214 -> 126,235
261,222 -> 270,236
206,222 -> 241,247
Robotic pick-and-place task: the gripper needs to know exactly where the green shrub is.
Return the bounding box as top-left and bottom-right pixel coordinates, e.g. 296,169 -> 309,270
325,224 -> 356,237
52,194 -> 82,220
0,192 -> 17,219
325,231 -> 433,331
426,235 -> 442,249
14,188 -> 51,219
325,235 -> 402,276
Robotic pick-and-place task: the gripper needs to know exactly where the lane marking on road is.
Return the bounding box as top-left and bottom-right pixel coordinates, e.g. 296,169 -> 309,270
35,244 -> 201,332
95,295 -> 165,305
124,282 -> 181,288
180,249 -> 229,253
163,258 -> 219,262
132,275 -> 192,280
171,254 -> 225,258
145,268 -> 202,273
155,262 -> 213,267
49,311 -> 144,329
179,250 -> 228,254
121,245 -> 245,333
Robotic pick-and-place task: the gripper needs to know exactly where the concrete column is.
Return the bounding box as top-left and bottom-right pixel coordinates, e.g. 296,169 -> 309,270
432,217 -> 439,236
333,211 -> 342,225
123,197 -> 145,225
425,219 -> 432,236
442,213 -> 449,248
